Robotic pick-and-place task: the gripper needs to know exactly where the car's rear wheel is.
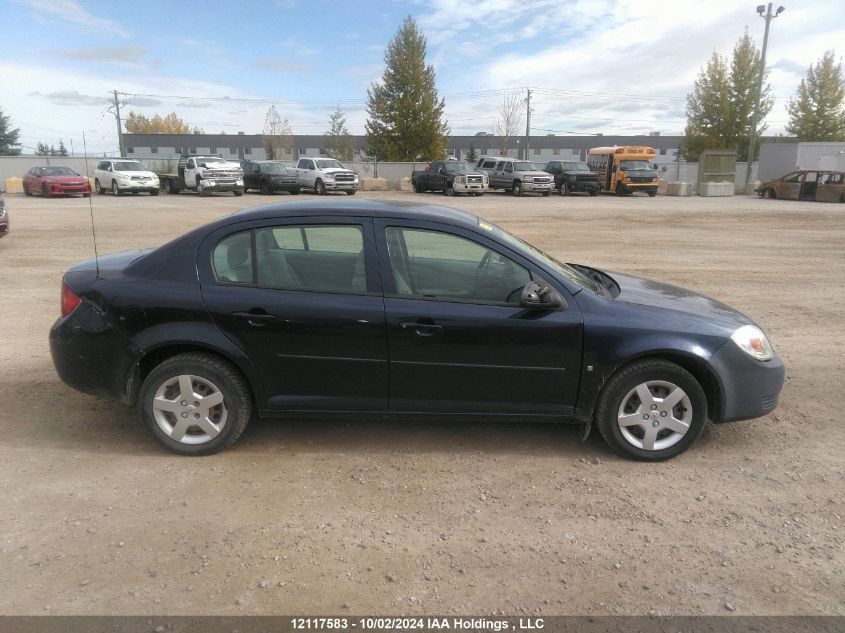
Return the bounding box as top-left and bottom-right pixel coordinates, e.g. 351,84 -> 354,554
95,179 -> 105,195
260,181 -> 271,195
559,182 -> 568,196
595,359 -> 707,461
414,180 -> 424,193
139,353 -> 252,456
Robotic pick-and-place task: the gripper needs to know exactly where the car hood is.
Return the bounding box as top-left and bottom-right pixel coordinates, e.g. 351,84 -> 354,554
115,171 -> 157,179
609,270 -> 754,329
520,171 -> 553,178
322,168 -> 356,176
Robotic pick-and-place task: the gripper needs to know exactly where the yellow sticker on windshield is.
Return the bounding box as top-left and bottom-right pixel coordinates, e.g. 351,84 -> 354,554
478,222 -> 493,231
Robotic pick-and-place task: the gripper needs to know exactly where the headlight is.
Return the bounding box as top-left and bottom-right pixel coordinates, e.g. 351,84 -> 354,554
524,176 -> 534,182
118,174 -> 130,180
730,325 -> 774,361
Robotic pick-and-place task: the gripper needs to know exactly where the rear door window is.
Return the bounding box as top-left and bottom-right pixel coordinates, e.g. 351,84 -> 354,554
212,232 -> 255,284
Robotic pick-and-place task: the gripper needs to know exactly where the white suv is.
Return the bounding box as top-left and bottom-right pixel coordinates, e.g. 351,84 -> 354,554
94,159 -> 160,196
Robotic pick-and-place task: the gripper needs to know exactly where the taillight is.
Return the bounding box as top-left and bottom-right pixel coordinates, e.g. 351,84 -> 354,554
61,280 -> 81,317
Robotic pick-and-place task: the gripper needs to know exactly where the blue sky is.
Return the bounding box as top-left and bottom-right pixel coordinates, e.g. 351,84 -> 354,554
1,0 -> 843,155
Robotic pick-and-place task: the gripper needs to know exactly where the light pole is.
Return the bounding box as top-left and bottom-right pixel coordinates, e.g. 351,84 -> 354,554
745,3 -> 784,191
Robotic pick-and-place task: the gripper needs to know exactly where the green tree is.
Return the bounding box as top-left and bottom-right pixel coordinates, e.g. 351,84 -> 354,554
58,139 -> 69,156
466,143 -> 478,162
786,50 -> 845,141
365,16 -> 448,161
683,32 -> 772,161
49,144 -> 57,156
324,106 -> 353,162
0,107 -> 22,155
35,142 -> 49,156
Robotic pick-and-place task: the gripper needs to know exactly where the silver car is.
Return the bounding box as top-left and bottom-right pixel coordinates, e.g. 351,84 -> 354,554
476,157 -> 554,196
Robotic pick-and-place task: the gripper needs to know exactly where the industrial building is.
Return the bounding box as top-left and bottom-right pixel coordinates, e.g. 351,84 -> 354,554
758,142 -> 845,180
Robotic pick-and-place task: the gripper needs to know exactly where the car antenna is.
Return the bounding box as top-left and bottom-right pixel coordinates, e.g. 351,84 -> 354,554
82,131 -> 100,279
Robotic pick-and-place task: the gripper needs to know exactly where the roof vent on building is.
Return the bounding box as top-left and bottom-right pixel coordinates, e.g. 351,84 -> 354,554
237,131 -> 245,135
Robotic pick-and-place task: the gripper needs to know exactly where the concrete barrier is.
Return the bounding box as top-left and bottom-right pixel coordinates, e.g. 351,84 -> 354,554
399,177 -> 412,192
666,182 -> 693,196
699,182 -> 733,197
4,177 -> 23,194
360,177 -> 388,191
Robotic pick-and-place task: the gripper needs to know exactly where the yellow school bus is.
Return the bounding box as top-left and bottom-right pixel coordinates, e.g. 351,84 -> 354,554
587,146 -> 659,196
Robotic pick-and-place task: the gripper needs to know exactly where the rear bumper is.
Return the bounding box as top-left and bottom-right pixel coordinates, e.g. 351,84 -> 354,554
49,302 -> 136,400
709,340 -> 785,423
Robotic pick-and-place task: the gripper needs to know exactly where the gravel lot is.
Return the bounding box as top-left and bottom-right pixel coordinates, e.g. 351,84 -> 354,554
0,189 -> 842,616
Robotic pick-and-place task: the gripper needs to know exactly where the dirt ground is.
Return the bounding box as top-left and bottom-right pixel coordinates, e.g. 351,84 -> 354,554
0,189 -> 842,616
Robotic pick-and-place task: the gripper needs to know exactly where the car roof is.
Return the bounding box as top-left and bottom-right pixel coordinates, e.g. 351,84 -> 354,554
225,199 -> 480,228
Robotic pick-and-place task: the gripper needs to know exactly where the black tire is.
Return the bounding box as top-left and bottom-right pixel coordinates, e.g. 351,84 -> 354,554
290,188 -> 300,195
138,352 -> 253,456
542,191 -> 550,197
615,183 -> 626,196
559,182 -> 568,196
112,180 -> 122,196
167,180 -> 178,194
415,180 -> 425,193
315,179 -> 326,195
647,191 -> 657,197
444,182 -> 455,196
761,188 -> 776,199
589,188 -> 599,196
512,182 -> 523,196
95,179 -> 104,195
233,189 -> 243,197
346,190 -> 356,195
150,188 -> 160,196
595,359 -> 708,461
260,180 -> 271,195
24,182 -> 32,196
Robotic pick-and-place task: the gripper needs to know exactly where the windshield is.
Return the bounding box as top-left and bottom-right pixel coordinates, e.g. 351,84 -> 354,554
444,162 -> 475,172
619,160 -> 652,171
201,157 -> 227,165
41,167 -> 78,176
113,161 -> 148,172
513,162 -> 541,172
315,159 -> 344,170
479,220 -> 601,294
562,162 -> 591,171
260,163 -> 287,174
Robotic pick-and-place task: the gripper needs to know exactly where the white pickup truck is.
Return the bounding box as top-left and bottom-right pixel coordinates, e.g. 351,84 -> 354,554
293,157 -> 359,195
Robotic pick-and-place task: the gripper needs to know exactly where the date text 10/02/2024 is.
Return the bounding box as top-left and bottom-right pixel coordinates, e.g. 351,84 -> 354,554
291,617 -> 546,631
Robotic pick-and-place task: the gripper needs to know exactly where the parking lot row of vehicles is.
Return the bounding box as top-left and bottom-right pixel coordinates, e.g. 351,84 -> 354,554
411,147 -> 660,198
18,155 -> 361,198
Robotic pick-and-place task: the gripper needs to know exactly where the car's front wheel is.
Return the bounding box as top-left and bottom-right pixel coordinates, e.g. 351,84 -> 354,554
139,353 -> 252,456
112,181 -> 121,196
595,359 -> 708,461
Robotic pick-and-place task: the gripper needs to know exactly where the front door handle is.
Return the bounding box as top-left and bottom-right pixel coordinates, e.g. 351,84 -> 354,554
400,321 -> 444,336
232,310 -> 275,326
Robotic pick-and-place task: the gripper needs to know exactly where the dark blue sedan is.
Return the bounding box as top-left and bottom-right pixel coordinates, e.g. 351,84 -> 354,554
50,200 -> 784,460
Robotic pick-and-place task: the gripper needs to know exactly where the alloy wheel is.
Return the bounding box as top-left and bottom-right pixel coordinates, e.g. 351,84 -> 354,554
616,380 -> 692,451
151,374 -> 228,445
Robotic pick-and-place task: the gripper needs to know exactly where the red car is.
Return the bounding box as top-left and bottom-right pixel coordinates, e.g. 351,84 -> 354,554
0,195 -> 8,238
23,166 -> 91,197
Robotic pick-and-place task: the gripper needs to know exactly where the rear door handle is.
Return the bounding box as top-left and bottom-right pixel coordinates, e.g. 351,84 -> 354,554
400,321 -> 444,336
232,311 -> 275,326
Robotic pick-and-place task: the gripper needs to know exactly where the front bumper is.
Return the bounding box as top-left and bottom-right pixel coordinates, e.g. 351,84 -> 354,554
116,179 -> 159,192
709,339 -> 785,423
619,182 -> 658,194
567,180 -> 600,193
47,183 -> 91,195
522,181 -> 554,192
324,180 -> 358,191
269,180 -> 299,192
453,181 -> 487,193
200,179 -> 245,192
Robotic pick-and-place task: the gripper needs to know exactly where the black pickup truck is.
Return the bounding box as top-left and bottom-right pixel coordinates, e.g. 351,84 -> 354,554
411,160 -> 487,196
544,160 -> 600,196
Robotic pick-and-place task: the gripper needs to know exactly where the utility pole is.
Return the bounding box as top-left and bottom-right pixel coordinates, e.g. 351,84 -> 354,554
524,88 -> 532,160
112,90 -> 126,157
746,3 -> 784,190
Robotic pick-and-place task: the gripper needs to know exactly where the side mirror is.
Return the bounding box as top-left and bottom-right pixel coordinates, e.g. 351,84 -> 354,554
439,168 -> 446,175
199,162 -> 207,168
519,281 -> 565,310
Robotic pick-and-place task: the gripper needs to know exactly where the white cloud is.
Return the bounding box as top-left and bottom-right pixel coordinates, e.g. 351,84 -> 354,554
17,0 -> 128,37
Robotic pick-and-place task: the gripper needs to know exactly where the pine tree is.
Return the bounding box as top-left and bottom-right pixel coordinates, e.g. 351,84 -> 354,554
49,144 -> 57,156
365,16 -> 448,161
786,50 -> 845,141
35,142 -> 49,156
0,107 -> 22,155
683,32 -> 772,161
58,139 -> 69,156
466,143 -> 478,162
324,106 -> 353,162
